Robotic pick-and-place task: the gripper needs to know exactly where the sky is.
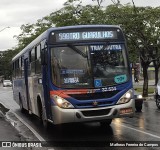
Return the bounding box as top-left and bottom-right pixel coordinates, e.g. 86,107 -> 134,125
0,0 -> 160,51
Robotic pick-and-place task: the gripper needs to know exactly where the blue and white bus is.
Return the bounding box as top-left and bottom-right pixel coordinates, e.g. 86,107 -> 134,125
12,25 -> 135,127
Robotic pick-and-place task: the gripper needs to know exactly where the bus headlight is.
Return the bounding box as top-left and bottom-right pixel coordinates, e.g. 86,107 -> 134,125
53,95 -> 74,109
137,95 -> 143,99
116,89 -> 133,104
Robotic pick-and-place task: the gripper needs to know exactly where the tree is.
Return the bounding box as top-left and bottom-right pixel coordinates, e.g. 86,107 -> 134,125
146,6 -> 160,85
103,3 -> 160,96
92,0 -> 104,7
13,0 -> 160,96
150,45 -> 160,85
0,49 -> 18,79
131,6 -> 160,96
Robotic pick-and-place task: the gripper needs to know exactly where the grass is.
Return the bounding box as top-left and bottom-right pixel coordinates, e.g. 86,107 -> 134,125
134,87 -> 155,94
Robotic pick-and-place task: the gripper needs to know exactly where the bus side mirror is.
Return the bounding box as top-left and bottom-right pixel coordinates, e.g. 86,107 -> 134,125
41,49 -> 47,65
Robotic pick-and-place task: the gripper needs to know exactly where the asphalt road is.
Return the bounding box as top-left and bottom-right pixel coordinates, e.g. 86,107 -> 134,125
0,85 -> 160,150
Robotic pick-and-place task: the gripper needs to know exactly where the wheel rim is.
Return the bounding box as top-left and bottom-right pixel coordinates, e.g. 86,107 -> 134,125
20,101 -> 23,109
19,96 -> 23,110
40,105 -> 48,127
156,96 -> 160,108
157,101 -> 160,107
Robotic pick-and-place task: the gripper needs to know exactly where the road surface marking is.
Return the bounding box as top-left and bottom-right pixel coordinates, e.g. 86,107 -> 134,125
114,122 -> 160,139
0,98 -> 45,142
14,113 -> 45,141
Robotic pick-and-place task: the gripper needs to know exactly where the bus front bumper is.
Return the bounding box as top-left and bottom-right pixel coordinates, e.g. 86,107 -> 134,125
50,99 -> 135,125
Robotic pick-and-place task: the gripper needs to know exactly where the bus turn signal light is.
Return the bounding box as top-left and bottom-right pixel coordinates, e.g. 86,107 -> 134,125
120,107 -> 133,115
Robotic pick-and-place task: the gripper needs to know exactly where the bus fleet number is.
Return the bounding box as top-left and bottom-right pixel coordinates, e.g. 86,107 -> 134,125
102,87 -> 117,92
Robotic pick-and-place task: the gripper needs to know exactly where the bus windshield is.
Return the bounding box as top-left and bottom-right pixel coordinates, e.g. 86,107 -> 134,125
51,43 -> 130,88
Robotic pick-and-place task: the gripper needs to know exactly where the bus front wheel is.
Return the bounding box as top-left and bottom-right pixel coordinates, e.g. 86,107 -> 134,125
100,119 -> 112,127
19,94 -> 25,113
38,101 -> 48,129
156,94 -> 160,109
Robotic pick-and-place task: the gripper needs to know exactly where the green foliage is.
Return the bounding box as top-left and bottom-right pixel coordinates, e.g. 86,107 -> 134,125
1,0 -> 160,94
9,0 -> 160,59
0,49 -> 18,79
134,87 -> 154,94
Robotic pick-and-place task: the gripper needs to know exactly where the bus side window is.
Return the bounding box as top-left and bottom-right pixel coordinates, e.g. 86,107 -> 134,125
14,62 -> 16,78
16,59 -> 20,78
29,51 -> 32,63
27,51 -> 31,76
21,56 -> 24,77
19,58 -> 22,77
35,44 -> 41,74
30,48 -> 36,76
12,62 -> 15,79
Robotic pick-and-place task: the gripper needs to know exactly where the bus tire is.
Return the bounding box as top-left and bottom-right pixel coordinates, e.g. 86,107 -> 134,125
38,99 -> 49,129
100,119 -> 112,127
136,106 -> 142,112
156,94 -> 160,109
19,94 -> 25,113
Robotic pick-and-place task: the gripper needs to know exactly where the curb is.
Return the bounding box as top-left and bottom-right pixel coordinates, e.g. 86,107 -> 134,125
6,111 -> 40,141
144,97 -> 154,101
0,103 -> 48,150
0,103 -> 38,141
142,94 -> 154,101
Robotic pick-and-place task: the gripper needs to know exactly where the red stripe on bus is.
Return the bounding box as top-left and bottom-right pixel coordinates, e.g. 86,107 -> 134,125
50,89 -> 89,98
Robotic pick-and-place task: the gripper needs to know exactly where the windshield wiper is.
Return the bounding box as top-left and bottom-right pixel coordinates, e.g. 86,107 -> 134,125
67,44 -> 87,58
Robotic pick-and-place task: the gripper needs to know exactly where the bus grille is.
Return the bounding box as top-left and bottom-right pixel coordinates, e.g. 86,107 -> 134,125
76,101 -> 113,107
81,108 -> 111,117
69,91 -> 119,100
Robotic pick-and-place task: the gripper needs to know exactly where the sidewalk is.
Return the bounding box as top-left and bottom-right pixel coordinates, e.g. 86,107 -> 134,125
0,105 -> 29,150
132,74 -> 155,87
0,103 -> 47,150
133,79 -> 155,99
133,79 -> 155,87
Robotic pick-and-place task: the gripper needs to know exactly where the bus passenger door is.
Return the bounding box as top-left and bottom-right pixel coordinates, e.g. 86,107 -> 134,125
24,58 -> 31,112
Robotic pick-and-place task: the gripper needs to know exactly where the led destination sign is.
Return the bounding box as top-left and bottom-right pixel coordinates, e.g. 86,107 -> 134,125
55,31 -> 118,42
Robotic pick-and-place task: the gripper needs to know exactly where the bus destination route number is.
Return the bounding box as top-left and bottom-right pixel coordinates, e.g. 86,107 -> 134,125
55,30 -> 117,42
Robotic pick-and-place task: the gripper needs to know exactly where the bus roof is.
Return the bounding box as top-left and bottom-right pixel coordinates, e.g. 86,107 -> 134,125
12,25 -> 121,61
